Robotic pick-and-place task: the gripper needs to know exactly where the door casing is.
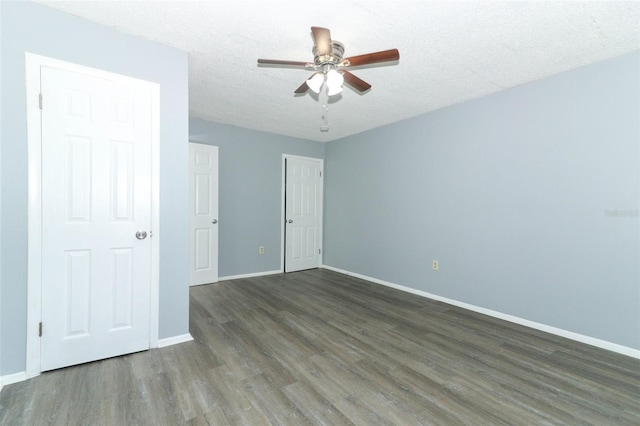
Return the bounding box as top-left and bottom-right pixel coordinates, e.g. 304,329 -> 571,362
188,142 -> 219,286
25,53 -> 160,377
281,154 -> 324,272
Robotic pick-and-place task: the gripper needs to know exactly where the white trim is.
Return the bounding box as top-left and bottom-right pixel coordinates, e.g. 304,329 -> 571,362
219,269 -> 282,282
25,53 -> 161,375
321,265 -> 640,360
149,80 -> 160,349
25,53 -> 43,377
157,333 -> 193,348
0,371 -> 29,389
281,154 -> 324,272
280,156 -> 286,272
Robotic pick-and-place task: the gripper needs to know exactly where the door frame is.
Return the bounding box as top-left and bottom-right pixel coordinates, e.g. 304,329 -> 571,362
280,154 -> 324,272
24,53 -> 161,377
188,142 -> 219,286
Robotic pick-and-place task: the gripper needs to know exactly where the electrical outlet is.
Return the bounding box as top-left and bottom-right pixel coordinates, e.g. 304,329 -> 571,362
259,246 -> 265,254
432,260 -> 439,271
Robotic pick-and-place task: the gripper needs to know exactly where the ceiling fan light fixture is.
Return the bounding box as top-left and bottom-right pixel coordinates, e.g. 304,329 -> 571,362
327,85 -> 343,97
306,72 -> 324,94
326,69 -> 344,96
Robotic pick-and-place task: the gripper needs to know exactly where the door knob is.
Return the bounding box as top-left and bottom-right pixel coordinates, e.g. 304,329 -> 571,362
135,231 -> 148,240
212,219 -> 218,224
288,219 -> 293,224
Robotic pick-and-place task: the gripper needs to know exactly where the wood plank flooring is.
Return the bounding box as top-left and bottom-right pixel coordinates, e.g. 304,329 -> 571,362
1,268 -> 639,425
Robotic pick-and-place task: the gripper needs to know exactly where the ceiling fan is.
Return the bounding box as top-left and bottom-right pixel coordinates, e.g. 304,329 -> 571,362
257,26 -> 400,96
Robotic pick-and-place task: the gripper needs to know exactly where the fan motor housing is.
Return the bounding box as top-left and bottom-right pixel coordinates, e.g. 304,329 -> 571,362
313,41 -> 344,66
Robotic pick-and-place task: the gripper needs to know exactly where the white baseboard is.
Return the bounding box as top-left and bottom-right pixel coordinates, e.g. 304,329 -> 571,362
219,269 -> 282,282
0,334 -> 194,393
157,333 -> 194,348
0,371 -> 29,390
321,265 -> 640,360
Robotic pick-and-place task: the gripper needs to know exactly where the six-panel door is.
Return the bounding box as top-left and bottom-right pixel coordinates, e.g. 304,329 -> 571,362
189,143 -> 219,286
285,156 -> 322,272
40,66 -> 153,371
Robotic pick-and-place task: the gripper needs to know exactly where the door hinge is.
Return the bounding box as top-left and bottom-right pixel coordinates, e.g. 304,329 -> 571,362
39,322 -> 43,337
319,248 -> 321,254
319,171 -> 322,177
39,93 -> 43,110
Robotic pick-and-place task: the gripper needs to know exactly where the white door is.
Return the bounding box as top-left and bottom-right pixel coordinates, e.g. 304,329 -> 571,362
40,66 -> 154,371
285,156 -> 323,272
189,143 -> 219,286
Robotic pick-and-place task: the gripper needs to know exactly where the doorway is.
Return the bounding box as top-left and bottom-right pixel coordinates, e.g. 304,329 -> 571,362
188,142 -> 219,286
282,155 -> 324,272
26,54 -> 160,374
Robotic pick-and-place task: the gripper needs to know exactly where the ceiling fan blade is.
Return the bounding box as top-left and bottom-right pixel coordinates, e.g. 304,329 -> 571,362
311,26 -> 332,56
341,49 -> 400,67
258,59 -> 309,67
294,80 -> 309,94
342,71 -> 372,92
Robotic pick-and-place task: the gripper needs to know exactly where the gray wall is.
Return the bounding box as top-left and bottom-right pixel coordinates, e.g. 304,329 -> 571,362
189,118 -> 325,277
324,51 -> 640,349
1,2 -> 190,374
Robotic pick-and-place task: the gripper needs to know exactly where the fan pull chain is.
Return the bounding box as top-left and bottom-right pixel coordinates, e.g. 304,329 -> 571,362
320,78 -> 329,132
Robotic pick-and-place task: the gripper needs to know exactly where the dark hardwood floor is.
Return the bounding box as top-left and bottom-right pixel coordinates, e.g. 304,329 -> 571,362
1,268 -> 639,425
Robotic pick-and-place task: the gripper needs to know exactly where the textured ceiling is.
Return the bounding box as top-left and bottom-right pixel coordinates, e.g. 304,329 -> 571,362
36,1 -> 640,142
